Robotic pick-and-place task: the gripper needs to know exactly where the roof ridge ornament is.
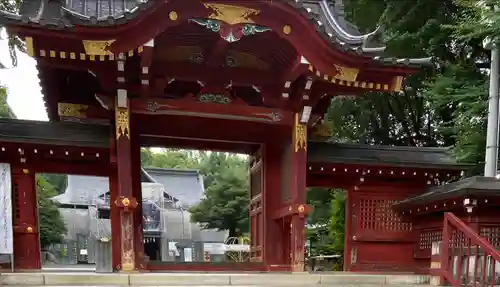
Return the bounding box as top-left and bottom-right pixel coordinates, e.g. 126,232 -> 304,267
203,3 -> 260,25
319,0 -> 385,51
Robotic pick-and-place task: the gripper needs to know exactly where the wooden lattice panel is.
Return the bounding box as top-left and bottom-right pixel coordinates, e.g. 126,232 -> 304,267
419,230 -> 442,249
480,227 -> 500,247
449,230 -> 468,248
359,199 -> 411,232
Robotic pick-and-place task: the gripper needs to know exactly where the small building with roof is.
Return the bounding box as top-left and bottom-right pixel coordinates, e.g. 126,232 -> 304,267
49,167 -> 227,265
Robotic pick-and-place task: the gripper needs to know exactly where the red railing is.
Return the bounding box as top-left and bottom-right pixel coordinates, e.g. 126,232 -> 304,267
441,212 -> 500,286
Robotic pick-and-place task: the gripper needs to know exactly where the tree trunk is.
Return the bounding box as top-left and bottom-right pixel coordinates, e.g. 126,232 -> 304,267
228,227 -> 239,239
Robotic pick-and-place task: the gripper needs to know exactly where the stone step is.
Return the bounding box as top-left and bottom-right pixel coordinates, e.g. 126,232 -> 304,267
0,273 -> 431,286
1,286 -> 436,287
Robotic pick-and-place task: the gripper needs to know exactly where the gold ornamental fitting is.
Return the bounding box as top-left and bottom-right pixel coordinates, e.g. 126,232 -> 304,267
26,226 -> 33,233
121,197 -> 130,207
298,205 -> 305,213
283,25 -> 292,35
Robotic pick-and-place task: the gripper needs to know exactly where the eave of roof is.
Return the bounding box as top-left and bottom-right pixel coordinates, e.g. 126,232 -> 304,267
0,118 -> 109,148
1,0 -> 432,69
307,140 -> 473,170
393,176 -> 500,209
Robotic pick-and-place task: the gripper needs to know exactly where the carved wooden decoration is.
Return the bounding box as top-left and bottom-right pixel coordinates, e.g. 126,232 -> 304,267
203,3 -> 260,25
115,107 -> 130,139
294,114 -> 307,152
82,39 -> 116,56
58,103 -> 88,118
333,64 -> 359,82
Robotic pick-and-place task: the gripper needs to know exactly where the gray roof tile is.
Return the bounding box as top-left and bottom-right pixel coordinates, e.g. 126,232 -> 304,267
0,118 -> 109,148
144,168 -> 205,208
2,0 -> 432,67
394,176 -> 500,209
308,141 -> 472,169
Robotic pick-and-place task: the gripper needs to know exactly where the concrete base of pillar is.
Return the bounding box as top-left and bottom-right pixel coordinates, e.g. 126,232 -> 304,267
0,272 -> 431,286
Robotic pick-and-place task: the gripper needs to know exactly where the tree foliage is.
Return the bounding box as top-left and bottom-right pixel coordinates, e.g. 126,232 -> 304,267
307,189 -> 345,257
189,153 -> 249,237
141,149 -> 250,237
0,0 -> 24,67
37,176 -> 67,249
329,0 -> 488,167
313,0 -> 496,260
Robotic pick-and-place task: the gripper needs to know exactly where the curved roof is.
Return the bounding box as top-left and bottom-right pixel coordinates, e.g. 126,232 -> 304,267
1,0 -> 432,67
393,176 -> 500,210
307,141 -> 471,170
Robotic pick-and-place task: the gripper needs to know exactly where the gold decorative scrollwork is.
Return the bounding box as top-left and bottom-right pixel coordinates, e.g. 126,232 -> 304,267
58,103 -> 88,118
312,121 -> 333,138
203,3 -> 260,25
82,39 -> 116,56
121,214 -> 135,271
116,107 -> 130,139
333,64 -> 359,82
294,114 -> 307,152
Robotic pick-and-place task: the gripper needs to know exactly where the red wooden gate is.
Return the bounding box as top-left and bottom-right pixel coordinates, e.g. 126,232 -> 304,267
348,191 -> 415,272
249,149 -> 263,262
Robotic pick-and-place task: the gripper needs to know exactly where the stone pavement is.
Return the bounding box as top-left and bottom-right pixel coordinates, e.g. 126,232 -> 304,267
0,273 -> 431,286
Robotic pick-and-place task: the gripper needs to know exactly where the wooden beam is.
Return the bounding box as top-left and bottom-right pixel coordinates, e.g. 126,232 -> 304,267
140,39 -> 155,97
130,97 -> 293,125
206,38 -> 229,67
141,136 -> 258,154
136,113 -> 289,144
154,62 -> 281,86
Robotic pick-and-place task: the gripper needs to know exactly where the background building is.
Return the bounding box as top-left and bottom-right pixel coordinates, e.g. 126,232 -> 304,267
47,168 -> 228,266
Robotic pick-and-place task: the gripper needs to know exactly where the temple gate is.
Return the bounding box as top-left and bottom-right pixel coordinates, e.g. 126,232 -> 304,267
0,0 -> 437,272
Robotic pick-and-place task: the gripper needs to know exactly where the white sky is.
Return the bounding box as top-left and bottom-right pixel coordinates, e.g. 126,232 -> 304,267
0,36 -> 47,121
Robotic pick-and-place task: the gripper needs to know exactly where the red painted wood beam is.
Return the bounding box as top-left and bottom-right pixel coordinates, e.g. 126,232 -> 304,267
37,57 -> 113,72
140,41 -> 155,97
130,97 -> 293,125
279,57 -> 308,105
206,38 -> 229,68
156,62 -> 281,86
141,136 -> 258,154
306,174 -> 358,189
136,113 -> 289,145
271,203 -> 310,219
114,99 -> 139,271
308,162 -> 463,180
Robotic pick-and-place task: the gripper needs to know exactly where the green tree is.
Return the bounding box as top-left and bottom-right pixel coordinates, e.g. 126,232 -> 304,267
189,153 -> 249,238
327,0 -> 488,166
36,176 -> 67,249
41,173 -> 67,194
141,149 -> 250,238
0,87 -> 12,118
0,0 -> 24,67
306,189 -> 346,257
307,188 -> 335,226
452,0 -> 500,42
141,148 -> 199,169
327,191 -> 346,254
